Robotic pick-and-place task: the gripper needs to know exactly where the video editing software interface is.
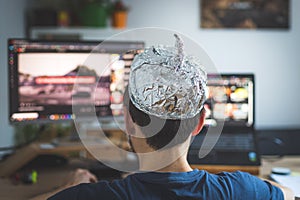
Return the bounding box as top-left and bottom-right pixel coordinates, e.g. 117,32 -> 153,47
205,74 -> 254,128
8,39 -> 144,123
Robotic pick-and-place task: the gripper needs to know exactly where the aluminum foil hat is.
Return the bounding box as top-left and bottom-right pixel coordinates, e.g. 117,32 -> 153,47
129,34 -> 207,119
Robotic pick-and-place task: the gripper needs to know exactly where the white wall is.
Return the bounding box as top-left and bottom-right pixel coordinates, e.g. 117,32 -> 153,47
0,0 -> 27,147
123,0 -> 300,129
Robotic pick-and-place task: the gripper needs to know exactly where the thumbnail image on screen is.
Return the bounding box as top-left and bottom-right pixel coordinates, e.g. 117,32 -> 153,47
205,75 -> 254,127
18,53 -> 112,107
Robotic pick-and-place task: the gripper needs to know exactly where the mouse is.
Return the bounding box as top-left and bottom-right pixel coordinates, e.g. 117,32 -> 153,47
271,167 -> 291,175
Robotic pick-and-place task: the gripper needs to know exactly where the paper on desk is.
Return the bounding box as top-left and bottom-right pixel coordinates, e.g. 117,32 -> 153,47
270,173 -> 300,197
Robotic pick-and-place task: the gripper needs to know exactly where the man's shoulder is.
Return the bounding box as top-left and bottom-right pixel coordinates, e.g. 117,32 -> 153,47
206,170 -> 284,200
208,170 -> 259,186
48,180 -> 126,200
214,170 -> 252,179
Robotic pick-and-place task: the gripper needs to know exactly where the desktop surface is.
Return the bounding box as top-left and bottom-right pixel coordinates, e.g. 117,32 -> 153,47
0,158 -> 125,200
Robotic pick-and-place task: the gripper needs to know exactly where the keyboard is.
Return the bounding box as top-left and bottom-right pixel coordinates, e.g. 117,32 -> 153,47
190,133 -> 255,151
214,134 -> 255,151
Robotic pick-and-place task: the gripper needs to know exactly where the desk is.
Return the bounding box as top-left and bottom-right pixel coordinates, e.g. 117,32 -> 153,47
0,156 -> 299,200
0,138 -> 129,178
0,159 -> 86,200
260,156 -> 300,178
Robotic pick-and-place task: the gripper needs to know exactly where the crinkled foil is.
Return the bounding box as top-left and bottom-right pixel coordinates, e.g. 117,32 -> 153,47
129,34 -> 207,119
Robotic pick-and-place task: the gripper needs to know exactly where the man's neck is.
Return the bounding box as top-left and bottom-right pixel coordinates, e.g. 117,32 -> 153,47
137,142 -> 193,173
132,127 -> 193,173
156,156 -> 193,172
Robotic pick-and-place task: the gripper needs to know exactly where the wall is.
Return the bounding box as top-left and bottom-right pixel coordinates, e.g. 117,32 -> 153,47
0,0 -> 27,148
123,0 -> 300,129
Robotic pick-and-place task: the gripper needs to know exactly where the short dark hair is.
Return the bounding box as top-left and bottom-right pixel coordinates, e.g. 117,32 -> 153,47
123,87 -> 202,150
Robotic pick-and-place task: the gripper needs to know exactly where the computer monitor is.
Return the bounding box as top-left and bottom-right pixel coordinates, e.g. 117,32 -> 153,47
8,39 -> 144,123
204,74 -> 255,128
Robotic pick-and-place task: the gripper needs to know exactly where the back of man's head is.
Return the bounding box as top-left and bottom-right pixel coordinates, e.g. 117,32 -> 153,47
124,34 -> 207,150
123,88 -> 203,150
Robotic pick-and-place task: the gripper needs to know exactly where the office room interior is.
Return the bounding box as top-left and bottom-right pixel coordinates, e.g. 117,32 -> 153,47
0,0 -> 300,199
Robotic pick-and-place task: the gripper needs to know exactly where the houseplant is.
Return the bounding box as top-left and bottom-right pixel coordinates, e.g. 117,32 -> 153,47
79,0 -> 111,27
111,0 -> 129,28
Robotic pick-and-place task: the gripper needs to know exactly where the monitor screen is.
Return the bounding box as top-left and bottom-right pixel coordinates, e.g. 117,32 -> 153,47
205,74 -> 254,128
8,39 -> 144,123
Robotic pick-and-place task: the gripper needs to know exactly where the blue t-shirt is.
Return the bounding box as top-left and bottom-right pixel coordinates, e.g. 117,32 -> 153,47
48,170 -> 283,200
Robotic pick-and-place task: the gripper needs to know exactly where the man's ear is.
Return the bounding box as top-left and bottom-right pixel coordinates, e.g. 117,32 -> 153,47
192,109 -> 206,136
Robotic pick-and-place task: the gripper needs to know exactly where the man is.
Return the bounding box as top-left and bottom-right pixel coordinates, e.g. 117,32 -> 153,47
46,35 -> 293,200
